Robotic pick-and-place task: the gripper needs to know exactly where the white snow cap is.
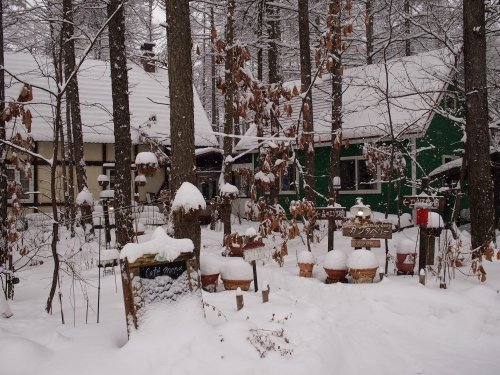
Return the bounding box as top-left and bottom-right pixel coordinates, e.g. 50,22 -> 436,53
245,227 -> 257,237
120,227 -> 194,263
135,175 -> 147,183
298,250 -> 315,264
135,151 -> 158,166
220,183 -> 239,197
396,238 -> 417,254
75,187 -> 94,206
347,250 -> 379,269
221,259 -> 253,280
171,182 -> 206,213
99,189 -> 114,199
324,250 -> 348,270
97,174 -> 109,182
427,212 -> 444,228
200,255 -> 221,275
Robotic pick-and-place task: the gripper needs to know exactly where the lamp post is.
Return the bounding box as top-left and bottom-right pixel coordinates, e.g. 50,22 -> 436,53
327,176 -> 342,252
350,197 -> 372,249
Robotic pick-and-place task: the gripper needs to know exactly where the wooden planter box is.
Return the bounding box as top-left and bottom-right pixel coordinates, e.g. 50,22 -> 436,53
349,267 -> 377,283
298,262 -> 314,278
221,278 -> 252,291
324,268 -> 348,283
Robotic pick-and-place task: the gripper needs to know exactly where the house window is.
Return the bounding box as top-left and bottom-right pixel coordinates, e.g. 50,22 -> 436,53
5,165 -> 34,203
103,163 -> 115,190
280,163 -> 297,194
339,157 -> 380,194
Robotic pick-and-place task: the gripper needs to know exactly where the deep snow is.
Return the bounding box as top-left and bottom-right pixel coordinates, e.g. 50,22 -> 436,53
1,218 -> 500,375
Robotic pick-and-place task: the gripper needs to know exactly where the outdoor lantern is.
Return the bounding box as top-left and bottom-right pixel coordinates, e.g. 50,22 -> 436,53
416,209 -> 429,226
97,174 -> 109,188
350,197 -> 372,218
332,176 -> 341,190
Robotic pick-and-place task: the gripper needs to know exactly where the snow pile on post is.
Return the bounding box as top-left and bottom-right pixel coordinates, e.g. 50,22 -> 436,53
75,187 -> 94,206
171,182 -> 206,213
120,227 -> 194,263
135,151 -> 159,167
219,182 -> 239,197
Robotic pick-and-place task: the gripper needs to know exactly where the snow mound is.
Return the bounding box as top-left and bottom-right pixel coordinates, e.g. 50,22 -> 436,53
171,182 -> 206,213
219,183 -> 239,197
323,250 -> 347,270
245,227 -> 257,237
298,250 -> 315,264
347,250 -> 379,269
0,337 -> 51,373
120,227 -> 194,263
221,259 -> 253,280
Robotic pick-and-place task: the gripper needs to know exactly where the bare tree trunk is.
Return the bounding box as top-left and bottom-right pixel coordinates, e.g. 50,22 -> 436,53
298,0 -> 315,203
328,2 -> 342,251
165,0 -> 200,261
222,0 -> 235,237
257,0 -> 264,82
63,0 -> 90,234
0,0 -> 8,274
463,0 -> 495,253
366,0 -> 374,64
268,1 -> 281,203
210,7 -> 217,131
65,95 -> 76,236
404,0 -> 411,56
107,0 -> 134,248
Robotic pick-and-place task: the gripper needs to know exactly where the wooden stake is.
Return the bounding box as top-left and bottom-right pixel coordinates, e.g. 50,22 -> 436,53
236,287 -> 244,311
419,268 -> 426,285
262,281 -> 269,303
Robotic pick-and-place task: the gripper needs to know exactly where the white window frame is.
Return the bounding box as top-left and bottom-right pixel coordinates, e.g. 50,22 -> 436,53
6,165 -> 35,204
279,162 -> 298,195
103,163 -> 116,190
339,156 -> 381,195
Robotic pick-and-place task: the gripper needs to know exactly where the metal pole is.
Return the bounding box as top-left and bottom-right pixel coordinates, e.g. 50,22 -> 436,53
97,217 -> 101,323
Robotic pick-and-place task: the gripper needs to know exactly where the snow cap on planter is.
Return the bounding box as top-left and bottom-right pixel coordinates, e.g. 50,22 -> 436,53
347,249 -> 379,269
200,254 -> 221,276
135,151 -> 159,177
298,250 -> 315,264
324,250 -> 348,270
221,258 -> 253,280
171,182 -> 206,215
396,238 -> 416,254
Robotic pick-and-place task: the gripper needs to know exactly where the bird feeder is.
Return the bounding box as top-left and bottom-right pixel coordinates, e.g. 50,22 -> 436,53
135,152 -> 159,177
97,174 -> 110,188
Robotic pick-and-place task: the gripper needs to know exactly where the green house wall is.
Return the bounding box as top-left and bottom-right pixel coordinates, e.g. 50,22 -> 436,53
272,113 -> 464,217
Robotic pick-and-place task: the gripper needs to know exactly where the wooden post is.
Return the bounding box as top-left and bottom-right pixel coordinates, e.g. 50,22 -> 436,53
419,268 -> 426,285
236,287 -> 244,310
251,260 -> 258,292
262,281 -> 269,303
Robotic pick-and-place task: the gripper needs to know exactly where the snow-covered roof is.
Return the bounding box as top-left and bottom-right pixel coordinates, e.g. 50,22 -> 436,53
3,52 -> 217,146
236,49 -> 454,151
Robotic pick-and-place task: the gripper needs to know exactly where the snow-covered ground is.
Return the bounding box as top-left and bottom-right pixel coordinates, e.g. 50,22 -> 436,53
1,218 -> 500,375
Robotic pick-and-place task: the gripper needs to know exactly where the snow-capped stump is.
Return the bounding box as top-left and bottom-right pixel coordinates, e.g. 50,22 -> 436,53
171,182 -> 206,219
75,187 -> 94,208
347,250 -> 379,284
119,227 -> 200,335
219,182 -> 239,199
323,250 -> 348,283
297,250 -> 315,278
221,259 -> 253,291
135,151 -> 159,177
